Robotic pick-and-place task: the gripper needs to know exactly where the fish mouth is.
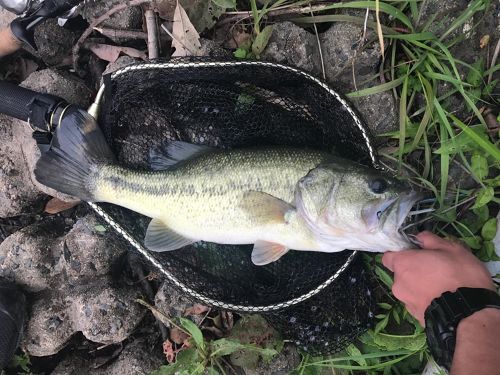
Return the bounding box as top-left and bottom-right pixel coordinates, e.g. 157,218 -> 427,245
378,191 -> 425,233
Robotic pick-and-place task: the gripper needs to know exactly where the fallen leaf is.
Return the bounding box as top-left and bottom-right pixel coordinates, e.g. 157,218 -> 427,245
479,35 -> 490,49
45,197 -> 80,214
89,43 -> 147,63
171,0 -> 202,56
184,304 -> 210,316
163,339 -> 176,363
170,327 -> 190,345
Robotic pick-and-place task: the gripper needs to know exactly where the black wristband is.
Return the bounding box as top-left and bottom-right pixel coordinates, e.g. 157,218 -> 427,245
424,287 -> 500,370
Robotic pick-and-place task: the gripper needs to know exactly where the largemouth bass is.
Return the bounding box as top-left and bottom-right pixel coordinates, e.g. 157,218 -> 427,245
35,109 -> 420,265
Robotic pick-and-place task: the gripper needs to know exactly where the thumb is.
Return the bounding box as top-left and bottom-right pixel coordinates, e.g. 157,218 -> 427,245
382,251 -> 398,272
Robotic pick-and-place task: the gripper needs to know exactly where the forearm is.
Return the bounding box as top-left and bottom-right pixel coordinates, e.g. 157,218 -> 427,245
450,308 -> 500,375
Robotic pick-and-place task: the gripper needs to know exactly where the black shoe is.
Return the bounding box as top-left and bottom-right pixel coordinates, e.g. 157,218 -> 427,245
0,278 -> 26,370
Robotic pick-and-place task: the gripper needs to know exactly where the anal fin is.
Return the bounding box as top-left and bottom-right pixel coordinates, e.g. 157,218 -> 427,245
251,241 -> 289,265
145,218 -> 195,252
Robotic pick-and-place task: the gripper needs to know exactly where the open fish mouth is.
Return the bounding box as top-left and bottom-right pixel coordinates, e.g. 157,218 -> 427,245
378,192 -> 430,242
398,194 -> 435,245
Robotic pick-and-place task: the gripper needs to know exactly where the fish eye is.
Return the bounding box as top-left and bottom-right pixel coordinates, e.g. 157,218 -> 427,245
369,178 -> 388,194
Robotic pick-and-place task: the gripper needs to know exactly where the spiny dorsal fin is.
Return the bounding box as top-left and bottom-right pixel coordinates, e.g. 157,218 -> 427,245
251,241 -> 289,265
240,191 -> 294,224
149,141 -> 215,171
145,218 -> 195,251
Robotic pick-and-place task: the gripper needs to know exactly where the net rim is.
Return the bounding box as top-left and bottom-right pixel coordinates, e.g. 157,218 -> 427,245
92,60 -> 377,312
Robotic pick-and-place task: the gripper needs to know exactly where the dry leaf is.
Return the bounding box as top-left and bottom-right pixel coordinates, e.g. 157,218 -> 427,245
89,43 -> 147,63
163,339 -> 176,363
170,327 -> 190,345
479,35 -> 490,49
184,304 -> 210,316
171,0 -> 202,56
45,197 -> 80,214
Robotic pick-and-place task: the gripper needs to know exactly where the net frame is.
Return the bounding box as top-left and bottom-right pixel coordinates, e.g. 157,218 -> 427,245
88,59 -> 378,313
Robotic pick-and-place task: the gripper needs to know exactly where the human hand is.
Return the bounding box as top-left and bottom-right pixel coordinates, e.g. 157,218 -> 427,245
382,231 -> 495,326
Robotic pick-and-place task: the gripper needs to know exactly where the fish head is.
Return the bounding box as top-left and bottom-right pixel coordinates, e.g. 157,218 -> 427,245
295,160 -> 422,252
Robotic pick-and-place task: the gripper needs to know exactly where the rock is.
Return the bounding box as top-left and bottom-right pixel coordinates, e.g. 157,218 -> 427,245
0,114 -> 45,217
51,338 -> 163,375
93,339 -> 164,375
69,277 -> 145,344
103,56 -> 139,76
32,19 -> 78,66
0,8 -> 15,29
199,38 -> 232,59
261,22 -> 321,74
20,69 -> 92,108
0,215 -> 125,291
350,91 -> 398,136
244,344 -> 301,375
320,23 -> 380,92
0,220 -> 64,292
320,22 -> 397,134
82,1 -> 143,30
23,292 -> 75,356
24,276 -> 144,356
50,354 -> 91,375
415,0 -> 470,38
155,281 -> 204,326
53,215 -> 126,286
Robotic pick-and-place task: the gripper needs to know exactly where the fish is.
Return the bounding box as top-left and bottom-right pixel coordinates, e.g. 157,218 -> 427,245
34,108 -> 421,265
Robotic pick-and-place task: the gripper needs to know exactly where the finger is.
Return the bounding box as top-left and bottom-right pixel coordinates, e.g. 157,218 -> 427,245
416,231 -> 462,252
382,251 -> 397,271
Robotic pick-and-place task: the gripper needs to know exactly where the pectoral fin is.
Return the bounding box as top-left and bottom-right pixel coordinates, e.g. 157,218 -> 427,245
251,241 -> 289,265
240,191 -> 294,224
145,218 -> 195,251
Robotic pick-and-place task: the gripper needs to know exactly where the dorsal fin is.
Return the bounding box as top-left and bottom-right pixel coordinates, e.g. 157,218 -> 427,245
149,141 -> 215,171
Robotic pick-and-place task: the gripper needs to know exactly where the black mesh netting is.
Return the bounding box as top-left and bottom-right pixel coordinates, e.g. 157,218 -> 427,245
95,59 -> 377,354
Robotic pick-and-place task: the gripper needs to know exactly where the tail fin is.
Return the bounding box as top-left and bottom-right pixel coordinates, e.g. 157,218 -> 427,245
34,108 -> 114,201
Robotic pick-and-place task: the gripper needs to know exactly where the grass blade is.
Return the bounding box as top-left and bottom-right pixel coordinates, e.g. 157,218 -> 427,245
346,76 -> 405,98
449,114 -> 500,160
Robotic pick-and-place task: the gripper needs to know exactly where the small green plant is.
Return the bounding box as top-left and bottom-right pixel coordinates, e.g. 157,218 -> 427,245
151,317 -> 278,375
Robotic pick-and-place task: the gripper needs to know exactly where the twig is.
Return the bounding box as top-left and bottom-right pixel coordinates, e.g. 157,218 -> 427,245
72,0 -> 151,71
487,37 -> 500,84
94,27 -> 148,40
309,4 -> 325,80
145,9 -> 159,59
